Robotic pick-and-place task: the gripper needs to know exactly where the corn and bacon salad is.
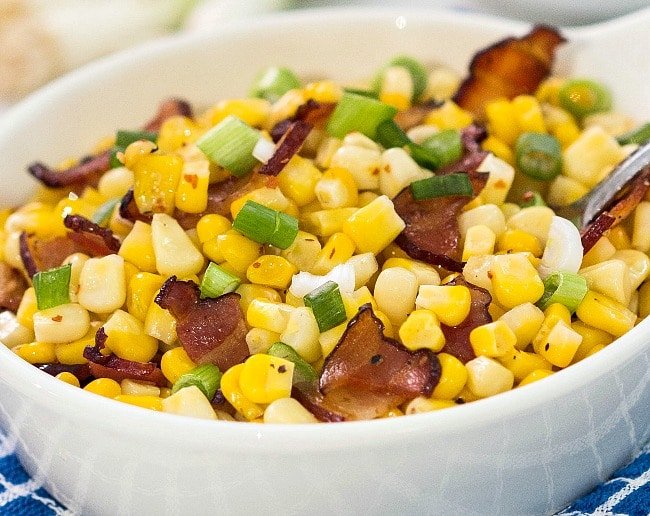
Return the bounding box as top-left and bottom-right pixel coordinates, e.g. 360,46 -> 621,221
0,26 -> 648,423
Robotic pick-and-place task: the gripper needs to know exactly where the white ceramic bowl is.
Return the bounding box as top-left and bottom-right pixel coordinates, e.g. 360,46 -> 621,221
0,7 -> 649,515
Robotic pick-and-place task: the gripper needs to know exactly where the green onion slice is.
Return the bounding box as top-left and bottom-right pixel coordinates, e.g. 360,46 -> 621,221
171,363 -> 222,400
520,190 -> 547,208
372,55 -> 429,101
109,148 -> 124,169
196,115 -> 261,177
421,129 -> 463,168
343,87 -> 378,99
267,342 -> 318,384
33,264 -> 72,310
91,198 -> 120,226
375,119 -> 441,170
303,280 -> 347,333
115,130 -> 158,149
558,79 -> 612,119
410,173 -> 473,200
232,200 -> 299,250
250,66 -> 301,102
537,271 -> 588,313
617,122 -> 650,146
200,262 -> 241,299
326,92 -> 397,140
515,132 -> 562,181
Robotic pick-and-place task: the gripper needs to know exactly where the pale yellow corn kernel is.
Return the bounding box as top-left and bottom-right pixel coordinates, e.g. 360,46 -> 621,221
280,306 -> 322,363
571,321 -> 614,364
108,207 -> 134,238
351,286 -> 377,311
161,384 -> 216,420
496,229 -> 543,257
458,204 -> 506,240
531,303 -> 569,355
406,124 -> 438,144
481,136 -> 515,166
356,192 -> 378,208
144,301 -> 178,346
425,100 -> 473,130
379,65 -> 413,109
398,309 -> 445,352
175,159 -> 210,214
0,311 -> 34,348
239,353 -> 294,404
84,378 -> 121,398
544,302 -> 572,325
462,255 -> 496,294
329,144 -> 381,191
465,356 -> 514,398
382,257 -> 440,287
196,214 -> 231,244
535,319 -> 582,368
246,255 -> 297,290
583,111 -> 636,137
576,290 -> 637,338
103,309 -> 158,363
476,154 -> 515,205
77,254 -> 126,314
118,221 -> 156,273
54,323 -> 98,365
235,284 -> 282,315
16,287 -> 37,330
284,290 -> 304,308
462,225 -> 496,261
121,379 -> 160,397
151,213 -> 204,278
319,321 -> 348,357
511,95 -> 546,134
12,341 -> 56,364
310,233 -> 356,275
204,98 -> 270,128
61,252 -> 89,304
276,155 -> 322,207
547,175 -> 589,207
485,99 -> 519,145
263,397 -> 318,424
405,397 -> 456,414
500,203 -> 521,220
579,259 -> 632,305
280,230 -> 321,272
581,236 -> 616,268
431,353 -> 467,400
518,369 -> 554,386
33,303 -> 90,344
373,267 -> 418,326
55,371 -> 80,387
629,290 -> 639,315
342,132 -> 381,151
315,167 -> 358,209
126,272 -> 165,322
378,147 -> 431,199
114,394 -> 163,411
211,231 -> 261,273
340,254 -> 376,290
506,206 -> 555,246
302,208 -> 357,237
423,66 -> 460,101
161,347 -> 197,384
470,321 -> 517,358
343,195 -> 405,255
607,226 -> 632,251
498,349 -> 552,382
97,166 -> 134,199
415,284 -> 471,327
314,136 -> 342,169
489,253 -> 545,309
612,250 -> 650,290
631,202 -> 650,252
245,328 -> 280,355
639,281 -> 650,319
499,302 -> 545,350
380,243 -> 411,263
247,299 -> 294,333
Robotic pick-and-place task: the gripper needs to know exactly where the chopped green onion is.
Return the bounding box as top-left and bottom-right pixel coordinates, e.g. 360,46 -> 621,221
515,132 -> 562,181
537,271 -> 588,313
115,130 -> 158,149
33,264 -> 72,310
375,119 -> 441,170
196,115 -> 261,177
373,55 -> 429,101
250,66 -> 301,102
91,198 -> 120,226
617,122 -> 650,146
421,129 -> 463,168
303,281 -> 347,333
410,173 -> 473,200
343,87 -> 378,99
267,342 -> 317,384
232,200 -> 299,249
558,79 -> 612,119
200,262 -> 241,299
171,363 -> 222,400
520,190 -> 547,208
109,148 -> 123,169
326,92 -> 398,140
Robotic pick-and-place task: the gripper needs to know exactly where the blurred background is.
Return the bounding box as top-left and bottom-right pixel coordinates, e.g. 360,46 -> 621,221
1,0 -> 648,108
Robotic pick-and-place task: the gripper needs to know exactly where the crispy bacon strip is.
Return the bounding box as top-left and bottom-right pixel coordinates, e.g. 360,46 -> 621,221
144,97 -> 193,132
27,150 -> 110,190
0,262 -> 28,312
83,328 -> 167,386
37,363 -> 92,384
394,99 -> 443,131
259,120 -> 312,176
269,99 -> 336,142
119,189 -> 153,224
454,26 -> 565,120
155,277 -> 249,370
19,232 -> 80,278
64,214 -> 121,255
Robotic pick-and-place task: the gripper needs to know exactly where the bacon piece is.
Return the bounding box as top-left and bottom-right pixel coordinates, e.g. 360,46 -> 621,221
37,363 -> 92,384
454,26 -> 565,120
259,120 -> 312,176
144,97 -> 193,132
269,99 -> 336,142
83,328 -> 167,386
27,150 -> 110,190
0,262 -> 28,312
394,100 -> 443,131
440,276 -> 492,363
119,189 -> 152,224
64,214 -> 121,255
155,277 -> 248,370
19,232 -> 80,278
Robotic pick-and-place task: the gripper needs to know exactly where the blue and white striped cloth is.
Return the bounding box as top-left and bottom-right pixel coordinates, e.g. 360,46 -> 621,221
0,427 -> 648,515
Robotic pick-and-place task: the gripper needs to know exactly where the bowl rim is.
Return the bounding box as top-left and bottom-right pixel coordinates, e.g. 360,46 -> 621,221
1,5 -> 649,451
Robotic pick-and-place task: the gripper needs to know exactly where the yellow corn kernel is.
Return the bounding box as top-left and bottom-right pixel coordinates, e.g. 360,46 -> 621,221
144,300 -> 178,347
247,299 -> 294,334
131,152 -> 183,215
315,167 -> 358,209
16,287 -> 37,330
488,303 -> 505,320
458,204 -> 506,239
245,327 -> 280,354
404,397 -> 456,414
518,369 -> 554,387
196,214 -> 231,244
485,99 -> 519,145
489,254 -> 544,309
160,347 -> 197,385
607,226 -> 632,251
535,320 -> 582,368
544,302 -> 572,326
55,324 -> 98,365
554,120 -> 581,148
302,207 -> 358,237
84,378 -> 122,398
506,206 -> 555,247
78,254 -> 127,314
55,371 -> 80,387
343,195 -> 405,255
12,341 -> 56,364
303,80 -> 342,103
415,284 -> 471,327
247,255 -> 297,290
496,229 -> 543,257
210,231 -> 257,273
5,202 -> 60,238
462,225 -> 496,261
580,259 -> 632,306
61,252 -> 88,304
235,284 -> 282,314
481,136 -> 514,165
632,202 -> 650,252
576,290 -> 637,338
640,281 -> 650,319
571,320 -> 614,364
470,321 -> 517,358
33,303 -> 91,344
159,387 -> 172,399
425,100 -> 473,130
118,221 -> 157,273
230,187 -> 297,219
156,116 -> 200,152
511,95 -> 546,134
276,155 -> 322,207
239,353 -> 294,404
204,98 -> 270,128
281,230 -> 321,272
103,309 -> 158,363
319,320 -> 348,357
535,76 -> 564,105
220,364 -> 264,420
279,306 -> 322,363
581,236 -> 616,268
398,309 -> 445,352
547,175 -> 589,208
613,250 -> 650,291
431,353 -> 467,400
52,195 -> 99,233
115,394 -> 163,411
0,311 -> 33,348
373,267 -> 418,326
127,272 -> 165,322
465,356 -> 514,398
499,302 -> 545,349
161,384 -> 217,420
310,232 -> 356,275
97,166 -> 134,200
175,159 -> 210,214
382,257 -> 440,287
498,349 -> 552,382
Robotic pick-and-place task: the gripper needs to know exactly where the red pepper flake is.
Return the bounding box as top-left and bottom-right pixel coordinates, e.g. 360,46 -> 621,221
185,174 -> 199,189
51,315 -> 63,322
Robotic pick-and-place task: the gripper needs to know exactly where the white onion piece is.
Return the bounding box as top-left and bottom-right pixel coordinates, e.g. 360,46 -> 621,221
538,216 -> 583,279
252,137 -> 276,164
289,263 -> 355,298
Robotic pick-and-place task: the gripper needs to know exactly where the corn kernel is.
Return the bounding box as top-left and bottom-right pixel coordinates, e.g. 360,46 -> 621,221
302,208 -> 357,237
205,98 -> 270,128
465,356 -> 514,398
378,147 -> 431,199
56,371 -> 80,387
144,301 -> 178,347
489,253 -> 545,309
161,347 -> 197,384
281,231 -> 321,272
499,302 -> 545,349
415,284 -> 471,327
319,321 -> 348,357
581,236 -> 616,268
343,195 -> 405,255
470,321 -> 517,358
425,100 -> 473,129
485,99 -> 519,145
431,353 -> 467,400
404,397 -> 456,414
54,323 -> 97,365
220,364 -> 265,420
235,284 -> 282,314
263,397 -> 318,424
632,202 -> 650,252
462,225 -> 496,261
246,255 -> 297,290
161,384 -> 216,420
279,306 -> 322,363
196,214 -> 231,244
131,152 -> 183,215
12,341 -> 56,364
277,156 -> 323,207
311,232 -> 356,275
151,213 -> 204,278
571,321 -> 613,364
315,166 -> 358,209
157,116 -> 200,152
518,369 -> 554,386
246,328 -> 280,355
607,226 -> 632,251
78,254 -> 127,314
175,159 -> 210,214
126,272 -> 165,322
496,229 -> 543,257
103,309 -> 158,363
398,309 -> 445,352
640,281 -> 650,319
97,166 -> 135,199
612,250 -> 650,290
247,299 -> 294,333
535,320 -> 582,368
33,303 -> 90,344
458,204 -> 506,239
230,186 -> 297,219
576,290 -> 637,337
481,136 -> 514,165
498,349 -> 551,382
511,95 -> 546,134
579,259 -> 632,305
547,175 -> 589,207
373,267 -> 418,326
213,230 -> 261,273
239,354 -> 294,404
115,394 -> 163,411
506,206 -> 555,246
0,311 -> 33,348
477,154 -> 516,205
118,221 -> 157,273
16,287 -> 37,330
329,144 -> 381,191
121,379 -> 160,397
84,378 -> 122,398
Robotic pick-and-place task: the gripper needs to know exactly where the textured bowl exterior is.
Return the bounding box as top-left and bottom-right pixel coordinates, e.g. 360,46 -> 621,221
0,8 -> 648,515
